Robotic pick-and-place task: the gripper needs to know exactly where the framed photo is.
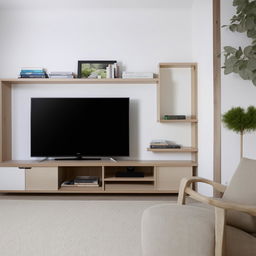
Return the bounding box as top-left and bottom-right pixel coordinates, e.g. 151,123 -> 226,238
77,60 -> 117,79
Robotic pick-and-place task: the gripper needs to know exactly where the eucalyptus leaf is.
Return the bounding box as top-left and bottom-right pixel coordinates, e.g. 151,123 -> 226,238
238,67 -> 252,80
224,66 -> 234,75
247,59 -> 256,71
247,29 -> 256,38
253,76 -> 256,86
244,46 -> 253,57
224,46 -> 237,54
245,16 -> 255,29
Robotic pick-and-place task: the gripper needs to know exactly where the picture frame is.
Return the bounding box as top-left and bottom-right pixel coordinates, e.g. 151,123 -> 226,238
77,60 -> 117,79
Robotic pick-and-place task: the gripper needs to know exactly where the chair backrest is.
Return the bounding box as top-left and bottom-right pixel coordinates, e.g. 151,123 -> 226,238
222,157 -> 256,233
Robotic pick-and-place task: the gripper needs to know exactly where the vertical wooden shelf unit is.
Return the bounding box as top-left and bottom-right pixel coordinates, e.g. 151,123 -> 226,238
155,62 -> 198,171
0,64 -> 198,194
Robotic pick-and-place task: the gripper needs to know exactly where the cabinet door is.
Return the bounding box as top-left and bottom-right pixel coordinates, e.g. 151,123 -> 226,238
0,167 -> 25,190
26,167 -> 58,190
156,167 -> 192,191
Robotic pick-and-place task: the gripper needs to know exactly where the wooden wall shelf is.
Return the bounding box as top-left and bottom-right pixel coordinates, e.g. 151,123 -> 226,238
147,147 -> 198,153
160,118 -> 198,123
0,78 -> 159,85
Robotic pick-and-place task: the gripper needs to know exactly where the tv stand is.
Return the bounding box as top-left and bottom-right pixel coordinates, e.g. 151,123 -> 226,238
0,160 -> 195,193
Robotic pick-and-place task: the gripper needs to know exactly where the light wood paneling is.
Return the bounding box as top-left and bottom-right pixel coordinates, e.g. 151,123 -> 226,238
0,81 -> 12,162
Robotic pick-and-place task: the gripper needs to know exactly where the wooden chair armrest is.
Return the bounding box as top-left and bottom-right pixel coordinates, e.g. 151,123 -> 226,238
185,187 -> 256,216
177,176 -> 227,205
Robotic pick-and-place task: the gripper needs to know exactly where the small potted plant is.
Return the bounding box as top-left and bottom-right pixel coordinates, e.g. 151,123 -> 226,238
222,106 -> 256,158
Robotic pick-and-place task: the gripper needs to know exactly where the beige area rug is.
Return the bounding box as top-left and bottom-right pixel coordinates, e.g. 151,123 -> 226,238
0,198 -> 174,256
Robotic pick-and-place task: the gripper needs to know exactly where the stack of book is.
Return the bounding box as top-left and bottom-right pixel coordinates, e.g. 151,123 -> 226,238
150,139 -> 181,149
122,72 -> 154,79
74,176 -> 100,187
163,115 -> 186,120
106,63 -> 119,78
48,72 -> 74,79
20,67 -> 47,78
61,176 -> 100,188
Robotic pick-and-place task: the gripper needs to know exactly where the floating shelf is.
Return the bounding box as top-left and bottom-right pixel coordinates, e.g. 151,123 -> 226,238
160,118 -> 198,123
104,176 -> 155,182
147,147 -> 198,153
0,78 -> 159,85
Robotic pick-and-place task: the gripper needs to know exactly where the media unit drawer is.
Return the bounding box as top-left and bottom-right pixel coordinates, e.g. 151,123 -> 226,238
156,167 -> 192,191
26,167 -> 58,191
0,167 -> 25,190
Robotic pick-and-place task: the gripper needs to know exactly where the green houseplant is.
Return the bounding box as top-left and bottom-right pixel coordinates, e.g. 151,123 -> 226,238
222,106 -> 256,157
223,0 -> 256,85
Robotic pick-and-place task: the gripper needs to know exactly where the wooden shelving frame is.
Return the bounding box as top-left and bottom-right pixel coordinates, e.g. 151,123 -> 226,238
0,63 -> 198,194
155,62 -> 198,175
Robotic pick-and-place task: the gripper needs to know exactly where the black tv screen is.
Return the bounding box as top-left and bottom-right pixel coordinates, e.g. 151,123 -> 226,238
31,98 -> 129,158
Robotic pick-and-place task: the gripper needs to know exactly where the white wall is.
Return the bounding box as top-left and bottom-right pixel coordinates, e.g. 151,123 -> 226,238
221,0 -> 255,184
0,2 -> 214,193
192,0 -> 214,195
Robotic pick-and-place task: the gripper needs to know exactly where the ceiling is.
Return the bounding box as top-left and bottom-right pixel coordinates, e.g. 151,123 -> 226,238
0,0 -> 195,9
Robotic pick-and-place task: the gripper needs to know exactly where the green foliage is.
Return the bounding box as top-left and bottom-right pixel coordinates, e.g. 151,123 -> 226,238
223,44 -> 256,85
222,0 -> 256,86
222,106 -> 256,134
226,0 -> 256,38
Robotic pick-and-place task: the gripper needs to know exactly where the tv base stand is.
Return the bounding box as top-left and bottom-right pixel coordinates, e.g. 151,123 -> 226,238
55,157 -> 102,161
0,160 -> 196,194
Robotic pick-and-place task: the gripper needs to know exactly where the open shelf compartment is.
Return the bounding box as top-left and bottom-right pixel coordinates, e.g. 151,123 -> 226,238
58,166 -> 103,192
104,166 -> 156,191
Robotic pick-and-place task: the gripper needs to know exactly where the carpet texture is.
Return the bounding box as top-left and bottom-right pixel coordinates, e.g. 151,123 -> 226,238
0,199 -> 169,256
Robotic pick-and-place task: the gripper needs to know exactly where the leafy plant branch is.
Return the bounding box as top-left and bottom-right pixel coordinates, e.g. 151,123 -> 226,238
222,0 -> 256,86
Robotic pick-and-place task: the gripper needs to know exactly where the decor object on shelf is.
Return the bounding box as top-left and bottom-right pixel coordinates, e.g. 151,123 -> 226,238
222,106 -> 256,158
122,72 -> 154,79
142,157 -> 256,256
19,67 -> 48,78
48,71 -> 74,79
149,139 -> 181,149
77,60 -> 117,79
222,0 -> 256,86
163,115 -> 186,120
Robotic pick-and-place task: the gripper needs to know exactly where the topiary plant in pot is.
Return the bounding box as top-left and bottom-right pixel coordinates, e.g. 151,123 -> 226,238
222,106 -> 256,158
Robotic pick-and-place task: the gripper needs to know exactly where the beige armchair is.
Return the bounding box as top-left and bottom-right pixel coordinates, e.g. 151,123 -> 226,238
141,158 -> 256,256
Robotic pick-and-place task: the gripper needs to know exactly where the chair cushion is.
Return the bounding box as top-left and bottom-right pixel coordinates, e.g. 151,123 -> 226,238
222,158 -> 256,233
226,225 -> 256,256
141,204 -> 256,256
141,204 -> 215,256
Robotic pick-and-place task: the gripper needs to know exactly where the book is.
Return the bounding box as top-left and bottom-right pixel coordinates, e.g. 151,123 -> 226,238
150,144 -> 181,149
74,176 -> 99,185
20,75 -> 47,78
163,115 -> 186,120
122,72 -> 154,79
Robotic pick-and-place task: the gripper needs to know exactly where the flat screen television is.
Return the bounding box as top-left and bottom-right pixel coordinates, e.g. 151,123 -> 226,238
31,98 -> 129,159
